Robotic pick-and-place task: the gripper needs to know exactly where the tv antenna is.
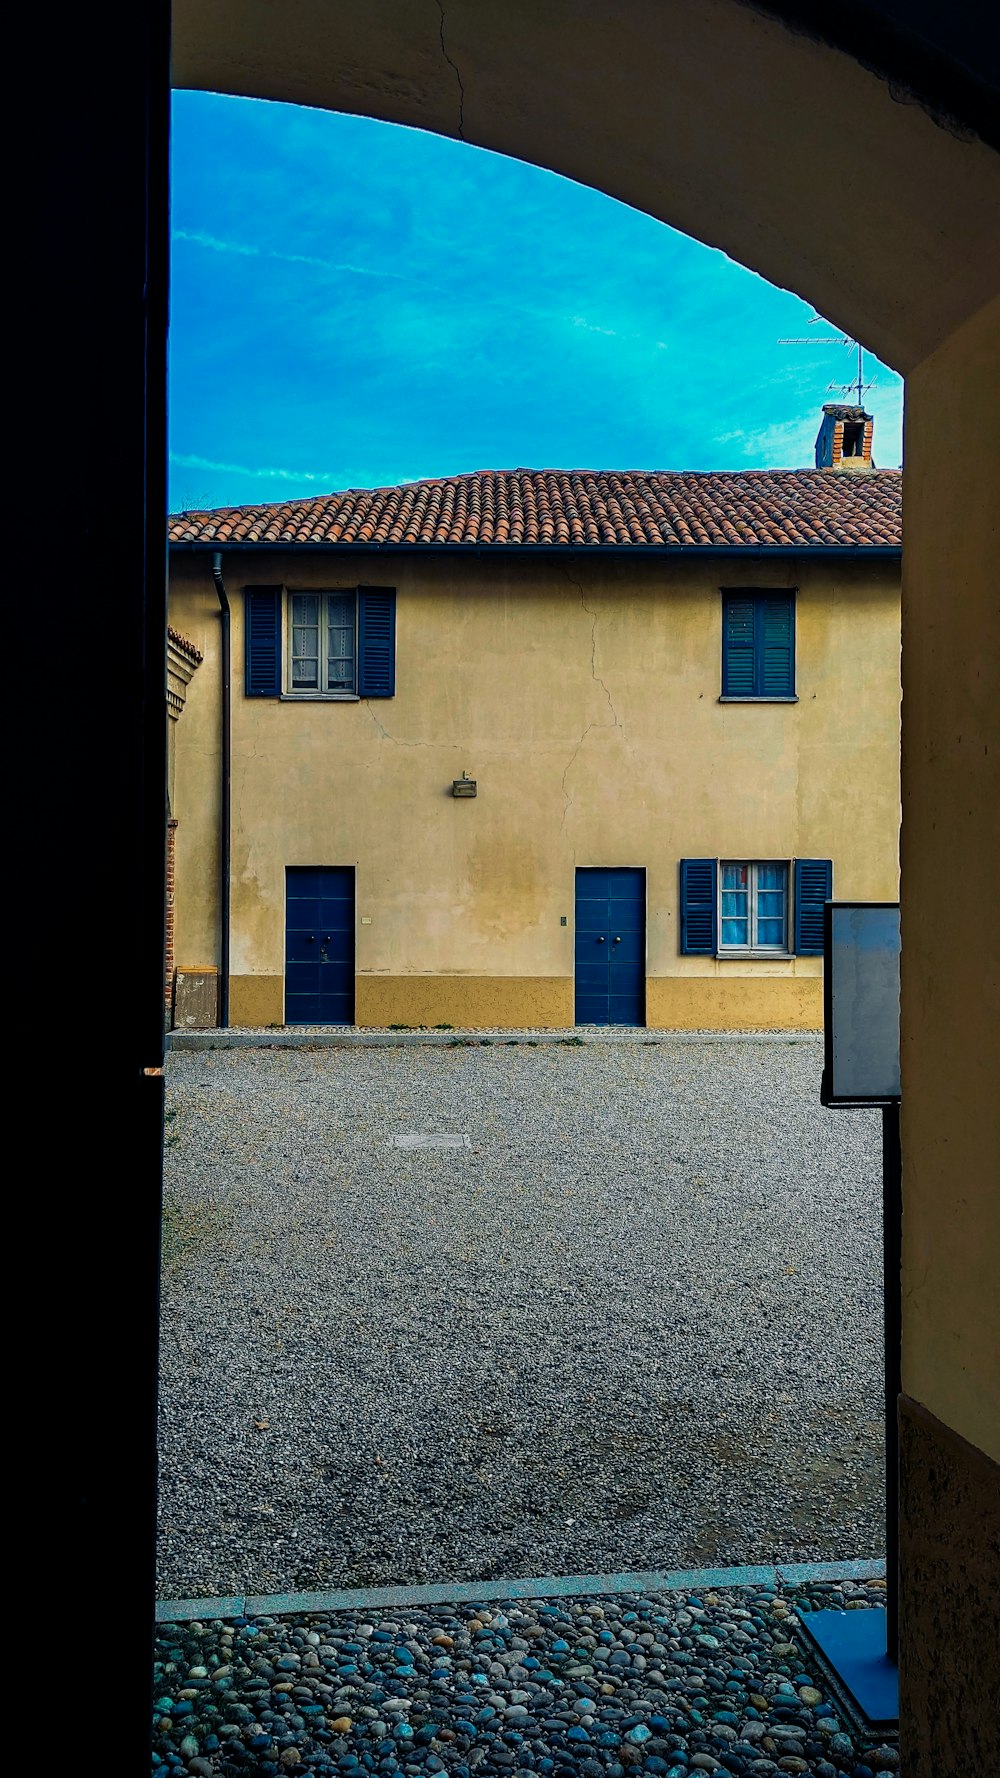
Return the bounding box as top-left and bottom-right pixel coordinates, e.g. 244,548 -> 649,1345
777,316 -> 876,406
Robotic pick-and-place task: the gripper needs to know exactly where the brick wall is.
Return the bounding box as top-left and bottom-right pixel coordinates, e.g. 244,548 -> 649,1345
829,417 -> 874,466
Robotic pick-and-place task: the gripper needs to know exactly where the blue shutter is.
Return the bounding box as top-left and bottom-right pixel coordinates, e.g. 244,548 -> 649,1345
722,597 -> 755,696
358,587 -> 396,697
794,858 -> 832,955
680,858 -> 718,955
244,586 -> 282,696
760,595 -> 795,697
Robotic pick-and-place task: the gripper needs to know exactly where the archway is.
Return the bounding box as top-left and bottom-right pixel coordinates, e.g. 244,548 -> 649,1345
169,6 -> 1000,1766
61,2 -> 1000,1769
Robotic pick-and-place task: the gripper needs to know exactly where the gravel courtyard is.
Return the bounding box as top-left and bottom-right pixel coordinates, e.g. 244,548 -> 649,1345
157,1037 -> 884,1601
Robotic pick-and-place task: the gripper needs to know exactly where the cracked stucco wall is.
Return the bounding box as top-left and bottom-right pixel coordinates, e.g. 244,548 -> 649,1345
169,550 -> 900,1026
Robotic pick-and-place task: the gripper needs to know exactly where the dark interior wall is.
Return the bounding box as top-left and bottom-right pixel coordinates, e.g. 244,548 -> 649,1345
899,1399 -> 1000,1773
34,0 -> 172,1759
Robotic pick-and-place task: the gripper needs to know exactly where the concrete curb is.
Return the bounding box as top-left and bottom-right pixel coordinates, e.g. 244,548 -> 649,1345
156,1556 -> 885,1622
168,1028 -> 823,1052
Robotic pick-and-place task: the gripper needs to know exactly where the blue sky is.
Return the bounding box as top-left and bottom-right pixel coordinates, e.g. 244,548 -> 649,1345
169,92 -> 903,513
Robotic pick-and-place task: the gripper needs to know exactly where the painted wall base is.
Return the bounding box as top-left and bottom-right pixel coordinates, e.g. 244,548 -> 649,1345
229,974 -> 284,1027
355,976 -> 572,1029
646,976 -> 822,1029
225,973 -> 823,1029
898,1395 -> 1000,1775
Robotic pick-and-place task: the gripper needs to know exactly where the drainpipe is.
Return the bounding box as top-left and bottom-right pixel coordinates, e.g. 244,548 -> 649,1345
210,552 -> 231,1028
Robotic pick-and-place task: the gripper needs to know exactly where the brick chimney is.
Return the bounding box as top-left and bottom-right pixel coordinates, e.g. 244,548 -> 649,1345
815,403 -> 875,471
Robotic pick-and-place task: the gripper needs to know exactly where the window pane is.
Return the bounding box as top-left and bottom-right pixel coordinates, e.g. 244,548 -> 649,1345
326,593 -> 356,691
290,595 -> 321,690
753,863 -> 787,949
757,919 -> 785,946
721,862 -> 750,947
722,921 -> 749,946
327,593 -> 353,626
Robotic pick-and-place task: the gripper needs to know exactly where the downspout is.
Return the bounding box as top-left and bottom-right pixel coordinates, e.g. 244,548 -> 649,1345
210,552 -> 231,1028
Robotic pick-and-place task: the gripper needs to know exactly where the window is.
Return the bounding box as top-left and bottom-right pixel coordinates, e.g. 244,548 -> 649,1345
290,591 -> 357,694
243,585 -> 396,699
721,591 -> 796,699
719,861 -> 788,953
679,857 -> 832,956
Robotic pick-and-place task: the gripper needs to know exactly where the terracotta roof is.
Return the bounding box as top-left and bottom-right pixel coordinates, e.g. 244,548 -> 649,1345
168,467 -> 901,551
168,626 -> 204,663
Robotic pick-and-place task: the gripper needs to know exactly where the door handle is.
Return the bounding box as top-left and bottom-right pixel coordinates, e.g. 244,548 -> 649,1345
305,935 -> 315,943
613,936 -> 621,944
596,935 -> 605,943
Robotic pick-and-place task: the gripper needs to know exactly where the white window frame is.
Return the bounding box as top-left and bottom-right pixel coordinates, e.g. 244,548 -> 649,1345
718,859 -> 791,957
284,588 -> 360,700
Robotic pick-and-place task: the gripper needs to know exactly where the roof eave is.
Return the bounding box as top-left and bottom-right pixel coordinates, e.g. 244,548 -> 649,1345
168,540 -> 901,559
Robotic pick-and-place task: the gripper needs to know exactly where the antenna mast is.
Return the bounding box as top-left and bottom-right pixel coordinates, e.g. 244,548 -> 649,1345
777,317 -> 876,404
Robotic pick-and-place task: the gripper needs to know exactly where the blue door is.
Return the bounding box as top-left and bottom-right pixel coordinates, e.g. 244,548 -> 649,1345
285,867 -> 355,1025
575,868 -> 645,1027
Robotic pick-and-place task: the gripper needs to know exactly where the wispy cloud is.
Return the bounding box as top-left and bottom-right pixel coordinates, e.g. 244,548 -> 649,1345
570,315 -> 668,349
170,451 -> 340,486
173,227 -> 421,288
716,417 -> 821,461
176,228 -> 671,356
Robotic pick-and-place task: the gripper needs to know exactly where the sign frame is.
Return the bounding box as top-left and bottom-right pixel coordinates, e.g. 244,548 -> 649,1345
821,899 -> 901,1109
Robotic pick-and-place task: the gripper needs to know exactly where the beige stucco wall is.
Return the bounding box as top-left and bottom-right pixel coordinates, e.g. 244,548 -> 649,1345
170,551 -> 900,1026
901,294 -> 1000,1466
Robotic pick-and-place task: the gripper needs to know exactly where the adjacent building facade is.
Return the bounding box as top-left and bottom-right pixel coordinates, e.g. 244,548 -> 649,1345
167,406 -> 901,1031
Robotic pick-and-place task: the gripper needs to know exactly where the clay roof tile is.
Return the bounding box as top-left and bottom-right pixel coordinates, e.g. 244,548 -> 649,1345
169,468 -> 901,553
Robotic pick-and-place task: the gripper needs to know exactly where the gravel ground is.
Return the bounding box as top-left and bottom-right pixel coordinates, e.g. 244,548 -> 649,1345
169,1029 -> 819,1042
152,1580 -> 899,1777
158,1038 -> 884,1600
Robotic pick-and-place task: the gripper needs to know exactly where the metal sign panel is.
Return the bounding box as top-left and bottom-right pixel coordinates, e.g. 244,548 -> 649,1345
822,901 -> 901,1106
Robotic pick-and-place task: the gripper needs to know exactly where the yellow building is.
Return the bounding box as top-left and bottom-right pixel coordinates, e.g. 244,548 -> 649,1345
167,405 -> 900,1031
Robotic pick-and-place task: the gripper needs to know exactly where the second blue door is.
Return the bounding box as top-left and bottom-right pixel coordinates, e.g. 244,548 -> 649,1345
285,867 -> 355,1025
575,868 -> 645,1026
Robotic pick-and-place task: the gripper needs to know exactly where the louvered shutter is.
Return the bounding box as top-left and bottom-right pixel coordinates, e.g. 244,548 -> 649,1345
244,586 -> 282,696
794,858 -> 832,955
680,858 -> 718,955
358,587 -> 396,697
722,597 -> 756,696
760,595 -> 795,697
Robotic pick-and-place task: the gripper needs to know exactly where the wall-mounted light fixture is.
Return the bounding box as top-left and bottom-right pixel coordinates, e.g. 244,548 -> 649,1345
452,772 -> 477,798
